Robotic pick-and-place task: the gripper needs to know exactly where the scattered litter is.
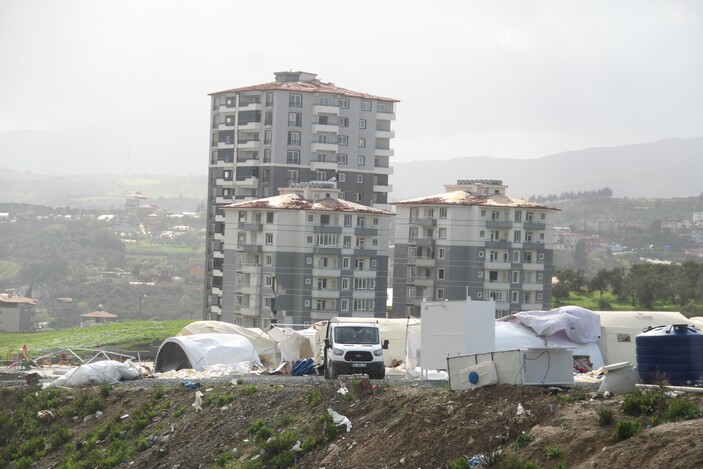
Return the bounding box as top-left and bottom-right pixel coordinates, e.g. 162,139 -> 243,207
291,358 -> 314,376
182,380 -> 200,389
327,408 -> 352,432
120,414 -> 129,420
230,379 -> 239,386
517,403 -> 525,416
95,411 -> 103,419
337,384 -> 349,395
192,391 -> 204,412
37,410 -> 54,422
291,441 -> 302,452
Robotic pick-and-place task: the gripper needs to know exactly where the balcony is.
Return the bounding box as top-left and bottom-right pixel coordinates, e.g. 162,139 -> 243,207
313,267 -> 341,277
213,232 -> 224,240
238,221 -> 263,231
311,310 -> 338,321
211,286 -> 222,296
485,240 -> 512,249
485,220 -> 512,228
213,250 -> 224,259
374,147 -> 394,157
484,261 -> 511,270
310,161 -> 338,171
237,140 -> 261,151
414,257 -> 435,267
373,165 -> 394,175
522,283 -> 544,291
240,263 -> 261,274
405,297 -> 423,306
311,142 -> 339,153
210,304 -> 222,314
410,217 -> 436,227
240,244 -> 262,253
215,196 -> 233,204
313,104 -> 339,116
215,214 -> 225,223
413,277 -> 434,287
521,302 -> 544,311
239,306 -> 259,317
239,102 -> 262,112
212,268 -> 223,277
311,289 -> 340,299
312,124 -> 339,134
376,110 -> 396,120
373,184 -> 392,193
237,176 -> 259,187
218,123 -> 234,131
238,122 -> 261,132
484,281 -> 510,291
414,237 -> 435,247
375,129 -> 395,139
524,221 -> 546,230
354,269 -> 376,278
217,141 -> 235,149
239,285 -> 260,295
215,178 -> 235,187
522,262 -> 545,271
352,290 -> 375,299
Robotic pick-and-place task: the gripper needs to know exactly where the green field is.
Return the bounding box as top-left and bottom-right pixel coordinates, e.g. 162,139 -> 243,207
0,320 -> 193,355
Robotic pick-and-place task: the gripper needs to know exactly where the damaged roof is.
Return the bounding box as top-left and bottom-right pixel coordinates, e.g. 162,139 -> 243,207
210,80 -> 399,103
393,190 -> 559,210
222,193 -> 393,215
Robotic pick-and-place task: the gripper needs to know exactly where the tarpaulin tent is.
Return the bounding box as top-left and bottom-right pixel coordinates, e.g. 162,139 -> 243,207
267,326 -> 317,362
177,320 -> 276,367
154,333 -> 261,372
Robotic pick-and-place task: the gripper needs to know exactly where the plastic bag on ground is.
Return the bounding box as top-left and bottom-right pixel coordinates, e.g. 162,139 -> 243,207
327,408 -> 352,432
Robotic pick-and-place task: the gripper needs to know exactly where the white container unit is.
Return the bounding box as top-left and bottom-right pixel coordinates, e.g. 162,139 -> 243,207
447,348 -> 574,391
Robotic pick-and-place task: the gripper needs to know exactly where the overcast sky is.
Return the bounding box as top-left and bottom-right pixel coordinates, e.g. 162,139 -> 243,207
1,0 -> 701,173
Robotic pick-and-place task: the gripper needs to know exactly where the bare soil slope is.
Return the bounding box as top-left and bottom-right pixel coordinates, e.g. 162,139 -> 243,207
3,378 -> 703,468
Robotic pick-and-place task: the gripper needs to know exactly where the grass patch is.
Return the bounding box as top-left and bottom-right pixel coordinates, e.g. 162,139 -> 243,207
613,420 -> 641,441
511,432 -> 534,450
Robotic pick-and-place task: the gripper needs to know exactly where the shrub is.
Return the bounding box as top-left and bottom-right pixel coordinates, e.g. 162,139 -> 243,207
448,456 -> 471,469
597,408 -> 614,426
613,420 -> 640,441
622,389 -> 665,417
664,398 -> 702,421
244,385 -> 257,396
545,444 -> 562,460
511,432 -> 534,450
306,389 -> 322,407
100,382 -> 111,398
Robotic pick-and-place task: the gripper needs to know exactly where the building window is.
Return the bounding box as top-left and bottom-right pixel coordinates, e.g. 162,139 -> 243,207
264,111 -> 273,126
371,259 -> 377,267
337,153 -> 348,164
265,254 -> 272,265
263,149 -> 271,163
479,251 -> 484,258
286,169 -> 298,183
265,275 -> 273,287
287,150 -> 300,164
513,250 -> 520,263
538,253 -> 544,261
514,210 -> 522,222
537,293 -> 543,301
339,98 -> 350,109
338,135 -> 348,146
356,193 -> 363,202
358,137 -> 366,148
264,130 -> 272,145
540,213 -> 546,220
372,238 -> 378,246
342,257 -> 350,269
265,233 -> 273,244
477,292 -> 483,299
343,236 -> 351,248
437,268 -> 445,279
317,153 -> 327,162
344,214 -> 352,226
266,212 -> 274,223
478,271 -> 483,278
338,173 -> 346,182
438,248 -> 446,259
512,271 -> 519,283
439,208 -> 447,219
537,272 -> 543,280
511,291 -> 519,303
480,230 -> 485,238
438,228 -> 447,239
288,112 -> 302,127
362,100 -> 372,111
338,117 -> 349,127
357,155 -> 365,166
357,174 -> 364,183
316,171 -> 327,181
481,209 -> 486,217
437,288 -> 444,300
514,230 -> 522,243
341,299 -> 349,311
540,233 -> 545,241
265,92 -> 274,106
287,131 -> 301,146
359,119 -> 366,129
289,93 -> 302,108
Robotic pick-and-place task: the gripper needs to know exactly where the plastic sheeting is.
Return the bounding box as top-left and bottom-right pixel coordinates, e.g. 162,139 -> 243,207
267,326 -> 316,362
178,321 -> 276,368
510,306 -> 601,344
46,359 -> 145,388
154,333 -> 261,372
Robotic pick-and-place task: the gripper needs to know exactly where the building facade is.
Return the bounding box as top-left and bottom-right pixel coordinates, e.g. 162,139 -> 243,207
220,182 -> 392,328
0,293 -> 36,332
204,71 -> 398,320
391,180 -> 559,318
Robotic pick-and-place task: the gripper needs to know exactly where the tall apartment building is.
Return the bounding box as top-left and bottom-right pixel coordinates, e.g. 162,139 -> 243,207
391,180 -> 559,318
220,182 -> 392,328
204,71 -> 398,320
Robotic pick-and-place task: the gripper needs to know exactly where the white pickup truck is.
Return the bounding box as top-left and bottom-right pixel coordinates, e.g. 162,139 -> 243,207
323,321 -> 388,379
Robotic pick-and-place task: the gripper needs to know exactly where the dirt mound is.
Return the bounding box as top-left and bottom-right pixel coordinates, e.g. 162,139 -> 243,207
2,378 -> 703,468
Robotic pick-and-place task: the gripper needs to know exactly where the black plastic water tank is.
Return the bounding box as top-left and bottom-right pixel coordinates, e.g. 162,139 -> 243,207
636,324 -> 703,385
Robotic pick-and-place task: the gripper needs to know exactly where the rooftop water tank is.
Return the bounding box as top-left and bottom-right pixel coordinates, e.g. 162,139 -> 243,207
636,324 -> 703,386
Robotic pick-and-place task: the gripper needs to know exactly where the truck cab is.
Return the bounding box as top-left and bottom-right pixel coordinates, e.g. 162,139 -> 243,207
324,322 -> 388,379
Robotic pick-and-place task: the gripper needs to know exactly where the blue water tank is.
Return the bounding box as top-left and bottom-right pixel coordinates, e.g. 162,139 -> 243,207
636,324 -> 703,385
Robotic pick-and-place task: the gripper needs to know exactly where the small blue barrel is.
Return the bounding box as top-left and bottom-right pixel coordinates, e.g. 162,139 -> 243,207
636,324 -> 703,385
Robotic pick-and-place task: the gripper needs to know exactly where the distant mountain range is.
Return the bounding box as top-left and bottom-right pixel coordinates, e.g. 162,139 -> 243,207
1,132 -> 701,209
392,138 -> 703,201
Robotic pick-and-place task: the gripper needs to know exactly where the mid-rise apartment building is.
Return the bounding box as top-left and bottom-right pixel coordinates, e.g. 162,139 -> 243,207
204,71 -> 398,320
220,182 -> 392,328
391,180 -> 559,318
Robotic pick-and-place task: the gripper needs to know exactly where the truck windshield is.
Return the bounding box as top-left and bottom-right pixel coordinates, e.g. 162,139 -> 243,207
334,326 -> 379,345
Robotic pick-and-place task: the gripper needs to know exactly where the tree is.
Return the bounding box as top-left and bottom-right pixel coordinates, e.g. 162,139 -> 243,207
589,269 -> 610,297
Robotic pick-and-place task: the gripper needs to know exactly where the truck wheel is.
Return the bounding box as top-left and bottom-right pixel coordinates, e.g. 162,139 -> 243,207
328,363 -> 339,379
